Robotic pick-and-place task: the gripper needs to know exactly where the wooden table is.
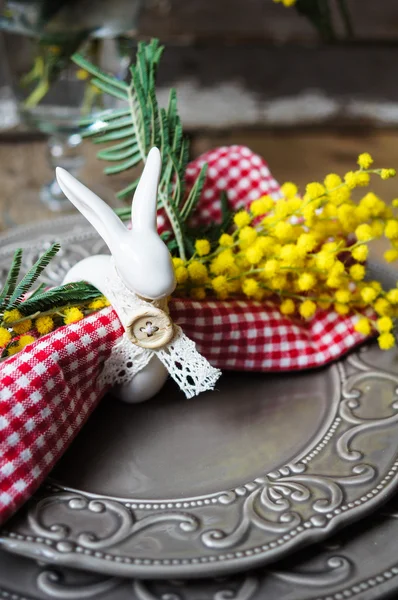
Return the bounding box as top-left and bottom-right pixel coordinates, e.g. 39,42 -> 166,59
1,129 -> 397,263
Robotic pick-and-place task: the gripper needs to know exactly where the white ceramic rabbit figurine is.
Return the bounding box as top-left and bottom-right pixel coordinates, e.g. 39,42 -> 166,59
56,147 -> 221,404
56,148 -> 176,403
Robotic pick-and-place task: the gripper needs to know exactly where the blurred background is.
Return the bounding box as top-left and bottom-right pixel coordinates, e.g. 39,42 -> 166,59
0,0 -> 397,262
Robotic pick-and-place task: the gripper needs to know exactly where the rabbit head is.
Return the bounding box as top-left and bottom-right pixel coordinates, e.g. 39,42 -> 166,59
56,147 -> 176,300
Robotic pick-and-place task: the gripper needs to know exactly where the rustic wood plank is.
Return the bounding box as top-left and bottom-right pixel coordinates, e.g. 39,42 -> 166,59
140,0 -> 398,42
156,43 -> 398,100
192,129 -> 398,196
154,44 -> 398,128
2,14 -> 398,130
3,41 -> 398,130
0,140 -> 127,230
140,0 -> 315,42
0,131 -> 396,222
0,131 -> 396,262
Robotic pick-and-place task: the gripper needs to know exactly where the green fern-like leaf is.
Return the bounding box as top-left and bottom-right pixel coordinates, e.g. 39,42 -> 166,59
0,248 -> 23,309
82,116 -> 132,137
98,141 -> 139,161
28,282 -> 47,299
8,243 -> 60,307
0,246 -> 107,339
185,191 -> 233,248
71,54 -> 129,92
117,177 -> 140,200
180,164 -> 208,222
93,126 -> 136,144
72,39 -> 209,260
104,153 -> 141,175
220,190 -> 233,231
17,282 -> 100,316
79,108 -> 131,126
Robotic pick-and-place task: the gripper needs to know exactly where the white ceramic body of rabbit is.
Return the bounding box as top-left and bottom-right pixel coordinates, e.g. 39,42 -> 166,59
56,147 -> 176,403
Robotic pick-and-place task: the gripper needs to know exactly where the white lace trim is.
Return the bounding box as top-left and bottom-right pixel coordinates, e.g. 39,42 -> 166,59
98,264 -> 221,398
101,265 -> 169,329
155,325 -> 221,399
98,333 -> 152,388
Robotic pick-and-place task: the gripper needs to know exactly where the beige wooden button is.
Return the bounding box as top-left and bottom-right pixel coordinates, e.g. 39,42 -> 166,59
126,307 -> 174,349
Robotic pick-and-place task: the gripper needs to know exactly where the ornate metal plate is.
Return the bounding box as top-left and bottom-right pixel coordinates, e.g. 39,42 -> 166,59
1,216 -> 398,579
2,496 -> 398,600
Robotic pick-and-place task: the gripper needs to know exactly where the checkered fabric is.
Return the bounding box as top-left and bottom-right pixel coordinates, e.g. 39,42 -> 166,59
0,309 -> 123,523
156,145 -> 281,233
171,299 -> 369,371
0,145 -> 370,524
186,145 -> 282,225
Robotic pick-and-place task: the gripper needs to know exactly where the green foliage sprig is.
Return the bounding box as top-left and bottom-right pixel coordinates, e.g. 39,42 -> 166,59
0,244 -> 60,314
0,245 -> 104,358
0,244 -> 101,318
73,39 -> 221,261
0,39 -> 235,358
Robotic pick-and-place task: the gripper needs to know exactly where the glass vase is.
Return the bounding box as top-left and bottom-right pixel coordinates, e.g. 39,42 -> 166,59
0,0 -> 141,211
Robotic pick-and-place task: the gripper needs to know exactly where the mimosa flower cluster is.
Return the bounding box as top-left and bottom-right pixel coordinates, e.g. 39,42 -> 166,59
174,154 -> 398,350
273,0 -> 296,6
0,297 -> 109,357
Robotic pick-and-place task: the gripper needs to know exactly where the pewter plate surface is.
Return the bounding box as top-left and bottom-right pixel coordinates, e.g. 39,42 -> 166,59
2,491 -> 398,599
1,216 -> 398,579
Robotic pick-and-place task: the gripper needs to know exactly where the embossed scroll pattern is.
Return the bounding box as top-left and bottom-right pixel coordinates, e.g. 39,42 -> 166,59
1,220 -> 398,579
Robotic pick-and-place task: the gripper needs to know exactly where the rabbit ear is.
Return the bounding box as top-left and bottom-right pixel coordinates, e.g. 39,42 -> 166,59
56,167 -> 126,250
131,147 -> 161,231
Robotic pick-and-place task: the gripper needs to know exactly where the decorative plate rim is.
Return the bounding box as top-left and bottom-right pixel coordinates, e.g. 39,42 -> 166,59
2,505 -> 398,600
1,218 -> 398,578
4,506 -> 398,599
2,350 -> 398,578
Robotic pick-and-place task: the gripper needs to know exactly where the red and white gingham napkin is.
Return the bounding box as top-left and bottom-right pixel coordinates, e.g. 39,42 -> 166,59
156,145 -> 282,234
0,145 -> 369,524
0,310 -> 123,523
